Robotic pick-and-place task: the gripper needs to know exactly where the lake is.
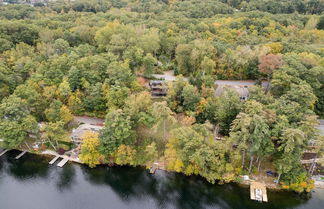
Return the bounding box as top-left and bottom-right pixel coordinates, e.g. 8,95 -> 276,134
0,150 -> 323,209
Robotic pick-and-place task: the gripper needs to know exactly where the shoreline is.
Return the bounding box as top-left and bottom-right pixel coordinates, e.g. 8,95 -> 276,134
3,148 -> 323,192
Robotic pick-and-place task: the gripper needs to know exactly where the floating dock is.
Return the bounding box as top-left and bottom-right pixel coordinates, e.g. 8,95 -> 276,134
15,151 -> 27,159
42,150 -> 81,167
49,156 -> 60,165
250,181 -> 268,202
57,157 -> 69,167
149,162 -> 159,174
0,149 -> 10,157
150,167 -> 157,174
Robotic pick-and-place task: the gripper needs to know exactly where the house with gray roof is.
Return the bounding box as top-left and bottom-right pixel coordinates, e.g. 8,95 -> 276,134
214,80 -> 269,101
71,124 -> 103,144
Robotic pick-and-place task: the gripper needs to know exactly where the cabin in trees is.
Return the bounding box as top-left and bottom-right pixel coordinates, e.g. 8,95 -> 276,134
149,72 -> 177,97
149,80 -> 168,97
215,80 -> 269,101
149,72 -> 188,97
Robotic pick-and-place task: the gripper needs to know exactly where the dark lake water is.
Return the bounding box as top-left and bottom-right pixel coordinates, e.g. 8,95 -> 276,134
0,150 -> 323,209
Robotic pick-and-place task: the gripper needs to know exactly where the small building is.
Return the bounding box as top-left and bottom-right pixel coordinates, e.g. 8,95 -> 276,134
149,80 -> 168,97
149,71 -> 188,97
71,124 -> 103,144
215,80 -> 269,101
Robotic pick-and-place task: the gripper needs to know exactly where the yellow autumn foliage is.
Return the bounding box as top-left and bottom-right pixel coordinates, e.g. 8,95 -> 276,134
264,42 -> 283,54
114,144 -> 136,166
79,131 -> 103,168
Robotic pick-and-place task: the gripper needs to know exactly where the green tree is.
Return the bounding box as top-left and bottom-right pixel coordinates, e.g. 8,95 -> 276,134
152,101 -> 177,141
280,83 -> 317,110
0,38 -> 12,53
57,77 -> 71,102
142,53 -> 156,77
100,109 -> 134,157
106,61 -> 135,87
181,84 -> 201,112
45,100 -> 73,125
216,87 -> 242,135
42,121 -> 70,150
0,95 -> 37,148
106,86 -> 130,110
275,128 -> 306,185
230,101 -> 274,172
53,38 -> 70,55
124,91 -> 154,127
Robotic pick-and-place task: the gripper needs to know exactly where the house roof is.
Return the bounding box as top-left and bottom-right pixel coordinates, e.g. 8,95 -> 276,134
152,74 -> 177,82
71,124 -> 103,141
214,80 -> 269,97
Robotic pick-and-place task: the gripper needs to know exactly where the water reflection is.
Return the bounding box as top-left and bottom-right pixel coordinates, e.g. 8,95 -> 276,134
82,165 -> 308,209
6,150 -> 50,180
0,151 -> 321,209
2,150 -> 76,191
55,164 -> 76,191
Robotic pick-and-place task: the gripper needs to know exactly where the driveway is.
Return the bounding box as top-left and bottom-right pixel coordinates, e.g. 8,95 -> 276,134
74,116 -> 104,125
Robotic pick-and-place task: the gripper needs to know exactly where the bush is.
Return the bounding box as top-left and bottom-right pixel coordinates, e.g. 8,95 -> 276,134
57,148 -> 65,155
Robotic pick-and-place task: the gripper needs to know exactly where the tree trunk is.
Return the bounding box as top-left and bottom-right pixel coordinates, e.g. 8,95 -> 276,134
249,155 -> 254,173
257,158 -> 262,172
213,125 -> 219,140
242,150 -> 245,168
48,140 -> 56,150
256,156 -> 259,163
163,119 -> 166,141
276,173 -> 281,184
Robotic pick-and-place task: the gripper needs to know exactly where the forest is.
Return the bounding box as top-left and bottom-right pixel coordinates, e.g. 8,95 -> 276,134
0,0 -> 324,193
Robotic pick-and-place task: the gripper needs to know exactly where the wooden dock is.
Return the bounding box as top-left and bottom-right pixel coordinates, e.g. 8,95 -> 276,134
57,157 -> 69,167
15,150 -> 27,159
49,156 -> 60,165
0,149 -> 10,157
250,181 -> 268,202
149,162 -> 159,174
42,150 -> 81,167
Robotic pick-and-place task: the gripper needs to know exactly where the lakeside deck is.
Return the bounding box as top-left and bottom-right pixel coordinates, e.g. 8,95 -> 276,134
250,181 -> 268,202
57,157 -> 69,167
49,156 -> 60,165
42,150 -> 82,167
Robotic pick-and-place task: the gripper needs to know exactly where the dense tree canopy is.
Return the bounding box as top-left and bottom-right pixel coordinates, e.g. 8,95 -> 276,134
0,0 -> 323,193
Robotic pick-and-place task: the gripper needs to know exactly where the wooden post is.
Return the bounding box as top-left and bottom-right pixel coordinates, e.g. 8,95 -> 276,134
249,156 -> 254,173
163,119 -> 166,141
276,173 -> 281,184
258,159 -> 262,172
